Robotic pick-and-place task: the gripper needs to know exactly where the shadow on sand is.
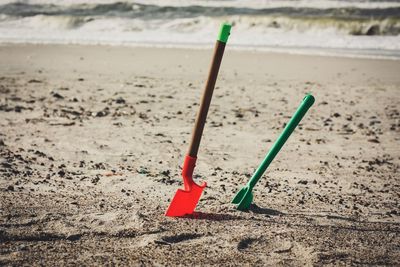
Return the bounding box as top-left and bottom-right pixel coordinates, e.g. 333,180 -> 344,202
248,204 -> 285,216
184,212 -> 245,221
182,204 -> 285,221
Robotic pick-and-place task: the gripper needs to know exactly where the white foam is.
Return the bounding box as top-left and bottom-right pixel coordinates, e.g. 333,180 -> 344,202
0,1 -> 399,59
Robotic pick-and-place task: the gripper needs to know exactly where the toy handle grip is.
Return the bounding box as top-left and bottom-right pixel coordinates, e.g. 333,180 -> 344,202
248,94 -> 315,189
188,23 -> 231,157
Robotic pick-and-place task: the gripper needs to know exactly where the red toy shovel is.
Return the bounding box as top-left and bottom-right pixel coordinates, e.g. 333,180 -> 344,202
165,23 -> 231,217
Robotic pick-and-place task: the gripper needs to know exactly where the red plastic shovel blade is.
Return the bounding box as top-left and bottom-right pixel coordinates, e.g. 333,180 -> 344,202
165,182 -> 206,217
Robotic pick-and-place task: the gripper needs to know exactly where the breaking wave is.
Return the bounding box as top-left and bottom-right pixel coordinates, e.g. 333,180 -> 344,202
0,0 -> 400,59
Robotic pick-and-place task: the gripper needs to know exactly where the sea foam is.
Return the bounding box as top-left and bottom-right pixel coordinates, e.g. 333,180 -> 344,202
0,0 -> 399,59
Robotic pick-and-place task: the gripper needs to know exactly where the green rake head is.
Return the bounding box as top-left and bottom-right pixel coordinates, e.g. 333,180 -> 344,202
231,185 -> 253,211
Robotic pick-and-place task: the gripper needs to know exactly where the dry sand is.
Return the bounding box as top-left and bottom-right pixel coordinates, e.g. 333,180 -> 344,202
0,44 -> 399,266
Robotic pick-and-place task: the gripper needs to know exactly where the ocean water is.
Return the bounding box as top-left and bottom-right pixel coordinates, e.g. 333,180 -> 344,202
0,0 -> 400,59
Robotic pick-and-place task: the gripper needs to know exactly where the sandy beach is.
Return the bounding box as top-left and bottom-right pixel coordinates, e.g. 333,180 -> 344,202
1,44 -> 399,265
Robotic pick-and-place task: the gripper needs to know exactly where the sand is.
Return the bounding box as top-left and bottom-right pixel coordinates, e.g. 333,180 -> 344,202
0,44 -> 399,266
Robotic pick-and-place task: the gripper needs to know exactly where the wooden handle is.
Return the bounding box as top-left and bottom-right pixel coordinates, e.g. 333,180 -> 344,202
188,40 -> 227,157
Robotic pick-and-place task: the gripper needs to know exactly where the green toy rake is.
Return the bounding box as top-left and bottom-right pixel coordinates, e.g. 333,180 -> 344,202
232,94 -> 315,211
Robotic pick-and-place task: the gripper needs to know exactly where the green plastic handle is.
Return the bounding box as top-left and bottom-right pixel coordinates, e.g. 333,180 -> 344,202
248,94 -> 315,189
217,23 -> 231,43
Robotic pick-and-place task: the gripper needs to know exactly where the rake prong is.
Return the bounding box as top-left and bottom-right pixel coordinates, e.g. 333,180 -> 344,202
231,186 -> 248,204
236,191 -> 253,211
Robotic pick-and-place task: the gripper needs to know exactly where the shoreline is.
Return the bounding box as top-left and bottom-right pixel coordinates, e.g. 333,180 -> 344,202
2,44 -> 400,87
1,41 -> 400,61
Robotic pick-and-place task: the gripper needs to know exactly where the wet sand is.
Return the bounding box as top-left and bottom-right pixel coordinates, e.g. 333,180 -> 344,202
0,44 -> 399,265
